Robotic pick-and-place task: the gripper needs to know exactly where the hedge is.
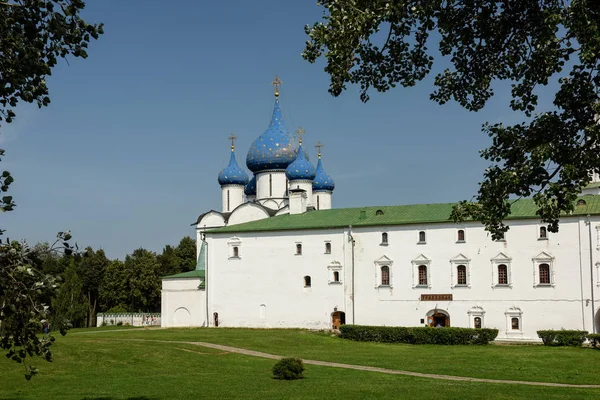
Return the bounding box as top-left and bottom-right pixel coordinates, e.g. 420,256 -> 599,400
339,325 -> 498,345
587,333 -> 600,348
536,330 -> 588,346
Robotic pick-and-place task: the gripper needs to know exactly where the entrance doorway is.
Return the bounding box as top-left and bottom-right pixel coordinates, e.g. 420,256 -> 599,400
426,310 -> 450,327
332,311 -> 346,329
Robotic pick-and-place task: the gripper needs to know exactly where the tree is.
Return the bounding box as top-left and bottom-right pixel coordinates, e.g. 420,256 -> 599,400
157,244 -> 182,277
303,0 -> 600,238
77,247 -> 109,327
175,236 -> 196,272
51,258 -> 87,329
125,248 -> 161,313
99,259 -> 128,313
0,0 -> 103,378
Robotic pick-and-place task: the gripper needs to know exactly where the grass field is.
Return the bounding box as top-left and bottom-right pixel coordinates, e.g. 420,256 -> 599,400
1,327 -> 600,399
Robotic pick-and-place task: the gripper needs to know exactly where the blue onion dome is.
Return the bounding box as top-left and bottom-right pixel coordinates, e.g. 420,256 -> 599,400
286,143 -> 316,181
246,97 -> 306,173
218,149 -> 249,186
244,175 -> 257,196
313,156 -> 335,191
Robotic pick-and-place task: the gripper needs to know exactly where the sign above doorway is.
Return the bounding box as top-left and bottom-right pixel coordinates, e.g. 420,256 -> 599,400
420,294 -> 453,301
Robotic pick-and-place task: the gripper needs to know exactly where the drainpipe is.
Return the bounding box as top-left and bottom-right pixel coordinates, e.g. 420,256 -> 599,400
578,218 -> 586,330
205,236 -> 209,328
587,215 -> 596,333
348,226 -> 355,324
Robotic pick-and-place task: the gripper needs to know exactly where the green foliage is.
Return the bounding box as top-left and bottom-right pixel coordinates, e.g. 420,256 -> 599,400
99,259 -> 128,312
339,325 -> 498,345
125,248 -> 161,312
78,247 -> 109,326
116,321 -> 123,327
175,236 -> 197,272
272,357 -> 304,380
304,0 -> 600,239
588,333 -> 600,348
51,262 -> 87,329
537,330 -> 588,346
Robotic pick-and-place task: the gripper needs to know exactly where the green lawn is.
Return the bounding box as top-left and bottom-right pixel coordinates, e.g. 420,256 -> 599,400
1,328 -> 599,399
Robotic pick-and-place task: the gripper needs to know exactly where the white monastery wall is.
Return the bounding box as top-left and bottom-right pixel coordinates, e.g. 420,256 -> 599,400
227,203 -> 270,226
161,278 -> 206,327
221,185 -> 245,213
256,170 -> 287,205
202,215 -> 600,340
313,191 -> 332,210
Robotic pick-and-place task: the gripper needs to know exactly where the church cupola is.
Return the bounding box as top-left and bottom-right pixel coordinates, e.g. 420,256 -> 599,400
312,141 -> 335,210
218,133 -> 248,213
244,175 -> 257,202
286,127 -> 316,208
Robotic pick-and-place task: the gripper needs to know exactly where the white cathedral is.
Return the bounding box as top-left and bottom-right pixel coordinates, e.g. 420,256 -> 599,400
162,78 -> 600,341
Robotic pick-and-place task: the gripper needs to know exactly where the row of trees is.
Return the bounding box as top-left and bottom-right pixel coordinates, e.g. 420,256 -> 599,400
30,237 -> 197,329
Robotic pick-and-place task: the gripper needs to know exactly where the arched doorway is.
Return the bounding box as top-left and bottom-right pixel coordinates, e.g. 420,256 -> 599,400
173,307 -> 191,327
426,309 -> 450,327
332,311 -> 346,330
595,308 -> 600,334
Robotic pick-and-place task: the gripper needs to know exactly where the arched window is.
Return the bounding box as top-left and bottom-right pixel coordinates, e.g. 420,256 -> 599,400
304,276 -> 311,287
457,265 -> 467,285
325,242 -> 331,254
498,264 -> 508,285
539,226 -> 547,239
381,232 -> 388,244
418,265 -> 428,285
381,266 -> 390,286
233,246 -> 239,258
376,209 -> 384,216
418,231 -> 426,243
511,317 -> 520,330
333,271 -> 340,282
577,199 -> 587,206
457,229 -> 465,242
296,243 -> 302,255
539,263 -> 550,284
474,317 -> 482,329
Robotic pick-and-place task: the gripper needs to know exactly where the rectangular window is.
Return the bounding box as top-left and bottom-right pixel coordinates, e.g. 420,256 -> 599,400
296,243 -> 302,255
325,242 -> 331,254
539,264 -> 550,284
418,265 -> 427,286
457,265 -> 466,285
418,231 -> 426,243
498,264 -> 508,285
381,266 -> 390,286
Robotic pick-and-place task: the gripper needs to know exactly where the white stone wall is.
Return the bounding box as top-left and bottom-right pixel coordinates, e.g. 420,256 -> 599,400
256,170 -> 287,206
289,180 -> 313,207
221,185 -> 245,213
227,203 -> 270,226
313,191 -> 332,210
96,313 -> 160,327
161,278 -> 207,327
202,216 -> 600,340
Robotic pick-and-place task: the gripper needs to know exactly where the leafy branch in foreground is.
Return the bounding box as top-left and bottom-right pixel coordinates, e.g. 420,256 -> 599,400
304,0 -> 600,238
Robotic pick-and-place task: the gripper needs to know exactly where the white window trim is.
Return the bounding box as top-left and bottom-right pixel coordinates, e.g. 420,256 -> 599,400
532,251 -> 555,287
456,228 -> 466,244
505,306 -> 523,336
411,254 -> 431,289
537,224 -> 549,241
380,230 -> 389,246
328,261 -> 343,285
450,253 -> 471,288
374,255 -> 393,288
295,242 -> 303,256
596,225 -> 600,250
417,230 -> 427,245
467,306 -> 485,328
324,240 -> 332,254
491,252 -> 512,288
227,237 -> 242,260
596,261 -> 600,288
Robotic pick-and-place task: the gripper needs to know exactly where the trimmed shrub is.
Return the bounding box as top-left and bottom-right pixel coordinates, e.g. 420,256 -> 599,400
587,333 -> 600,348
339,325 -> 498,345
272,357 -> 304,380
116,321 -> 123,326
537,330 -> 588,346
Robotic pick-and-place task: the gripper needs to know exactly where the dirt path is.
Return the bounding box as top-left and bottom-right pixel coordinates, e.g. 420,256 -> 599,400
103,338 -> 600,389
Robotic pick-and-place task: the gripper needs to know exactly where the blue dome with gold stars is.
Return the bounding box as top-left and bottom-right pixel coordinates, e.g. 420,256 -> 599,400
244,175 -> 256,196
286,143 -> 316,181
313,157 -> 335,191
218,150 -> 249,186
246,97 -> 303,173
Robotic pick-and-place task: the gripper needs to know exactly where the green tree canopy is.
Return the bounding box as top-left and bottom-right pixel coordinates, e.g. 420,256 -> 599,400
125,248 -> 161,313
175,236 -> 197,272
99,259 -> 128,312
303,0 -> 600,238
77,247 -> 109,327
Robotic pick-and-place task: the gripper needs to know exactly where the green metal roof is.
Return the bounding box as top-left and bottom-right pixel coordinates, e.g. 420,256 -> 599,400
162,269 -> 205,279
208,195 -> 600,234
585,182 -> 600,189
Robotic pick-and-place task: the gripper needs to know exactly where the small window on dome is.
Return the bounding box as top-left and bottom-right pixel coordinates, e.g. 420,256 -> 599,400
577,199 -> 586,206
376,210 -> 384,216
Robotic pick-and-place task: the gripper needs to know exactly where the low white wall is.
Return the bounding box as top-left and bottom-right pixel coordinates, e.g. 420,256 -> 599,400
96,313 -> 161,327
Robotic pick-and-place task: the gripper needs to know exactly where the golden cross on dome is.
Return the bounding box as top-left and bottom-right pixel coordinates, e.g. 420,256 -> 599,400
315,141 -> 324,158
295,127 -> 305,144
272,75 -> 282,97
228,132 -> 238,151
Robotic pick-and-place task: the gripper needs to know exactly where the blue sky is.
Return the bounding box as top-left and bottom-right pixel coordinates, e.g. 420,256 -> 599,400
1,1 -> 556,259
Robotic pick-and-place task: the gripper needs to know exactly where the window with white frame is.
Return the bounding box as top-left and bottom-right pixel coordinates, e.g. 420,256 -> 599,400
505,306 -> 523,334
324,241 -> 332,254
381,232 -> 388,245
538,226 -> 548,240
457,229 -> 466,243
491,252 -> 512,288
532,251 -> 555,287
227,237 -> 242,259
411,254 -> 431,288
374,255 -> 393,288
450,253 -> 471,288
467,306 -> 485,329
328,261 -> 343,284
418,231 -> 426,244
295,243 -> 302,255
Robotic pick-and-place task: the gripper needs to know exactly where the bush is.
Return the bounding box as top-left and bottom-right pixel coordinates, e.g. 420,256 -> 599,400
339,325 -> 498,345
587,333 -> 600,348
272,357 -> 304,380
100,321 -> 107,327
116,321 -> 123,326
537,330 -> 588,346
